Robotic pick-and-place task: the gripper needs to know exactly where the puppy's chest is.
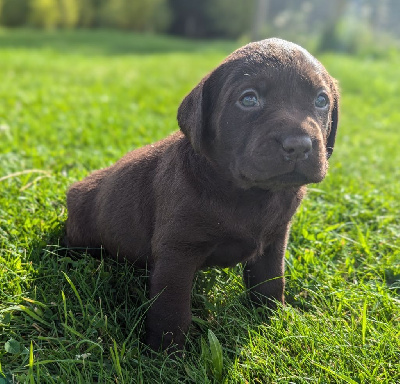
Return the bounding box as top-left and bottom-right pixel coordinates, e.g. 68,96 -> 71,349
204,237 -> 257,268
227,192 -> 294,235
204,193 -> 294,268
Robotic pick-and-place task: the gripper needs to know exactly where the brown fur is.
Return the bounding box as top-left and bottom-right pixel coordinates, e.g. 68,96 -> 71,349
66,38 -> 339,351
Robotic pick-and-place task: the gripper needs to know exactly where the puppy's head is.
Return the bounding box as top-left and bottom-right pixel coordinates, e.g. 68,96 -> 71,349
178,38 -> 339,190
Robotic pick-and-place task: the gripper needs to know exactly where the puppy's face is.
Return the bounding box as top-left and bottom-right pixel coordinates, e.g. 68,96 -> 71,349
178,38 -> 339,190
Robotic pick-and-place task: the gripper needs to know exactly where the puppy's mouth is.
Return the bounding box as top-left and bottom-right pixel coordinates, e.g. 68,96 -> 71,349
234,158 -> 320,189
239,170 -> 309,189
232,152 -> 326,190
265,170 -> 312,186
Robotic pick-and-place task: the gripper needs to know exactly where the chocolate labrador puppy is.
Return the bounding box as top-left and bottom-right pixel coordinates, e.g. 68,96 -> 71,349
66,38 -> 339,351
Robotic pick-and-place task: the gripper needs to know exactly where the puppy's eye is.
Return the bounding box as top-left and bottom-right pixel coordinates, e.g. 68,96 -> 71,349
240,92 -> 259,108
315,92 -> 329,109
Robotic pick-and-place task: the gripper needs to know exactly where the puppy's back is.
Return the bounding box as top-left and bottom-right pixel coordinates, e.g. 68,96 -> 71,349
66,132 -> 183,264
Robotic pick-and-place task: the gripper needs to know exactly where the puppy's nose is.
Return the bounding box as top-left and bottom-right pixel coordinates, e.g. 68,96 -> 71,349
282,136 -> 312,161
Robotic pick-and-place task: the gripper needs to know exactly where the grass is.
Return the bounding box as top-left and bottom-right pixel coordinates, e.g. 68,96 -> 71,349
0,29 -> 399,383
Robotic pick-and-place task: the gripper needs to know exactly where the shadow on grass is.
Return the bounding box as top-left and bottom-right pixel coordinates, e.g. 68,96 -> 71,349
1,224 -> 293,381
0,226 -> 235,380
0,28 -> 239,56
1,226 -> 154,380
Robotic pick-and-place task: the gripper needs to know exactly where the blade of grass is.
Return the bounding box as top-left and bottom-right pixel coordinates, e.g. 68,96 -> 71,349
110,339 -> 124,382
311,361 -> 359,384
61,290 -> 68,326
16,305 -> 52,327
208,329 -> 223,381
28,341 -> 34,384
62,272 -> 86,320
362,300 -> 368,345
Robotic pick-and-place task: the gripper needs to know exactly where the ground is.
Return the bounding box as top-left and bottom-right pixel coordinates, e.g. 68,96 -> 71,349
0,29 -> 399,383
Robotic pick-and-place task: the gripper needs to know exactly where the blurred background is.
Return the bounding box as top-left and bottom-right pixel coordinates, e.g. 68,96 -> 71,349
0,0 -> 399,54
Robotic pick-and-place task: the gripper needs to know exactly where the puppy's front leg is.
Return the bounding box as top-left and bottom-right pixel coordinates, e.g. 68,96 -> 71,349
145,254 -> 198,352
243,230 -> 289,309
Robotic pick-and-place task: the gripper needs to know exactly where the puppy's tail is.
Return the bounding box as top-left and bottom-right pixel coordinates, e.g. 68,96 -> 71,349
65,176 -> 101,249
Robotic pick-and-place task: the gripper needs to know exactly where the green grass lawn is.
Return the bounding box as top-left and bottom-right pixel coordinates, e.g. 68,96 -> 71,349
0,29 -> 399,383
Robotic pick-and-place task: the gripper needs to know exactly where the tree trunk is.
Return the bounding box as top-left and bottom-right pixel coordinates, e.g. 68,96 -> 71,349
252,0 -> 269,41
318,0 -> 348,52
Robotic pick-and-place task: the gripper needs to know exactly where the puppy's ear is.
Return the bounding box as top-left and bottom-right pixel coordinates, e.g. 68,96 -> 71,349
177,75 -> 210,154
326,82 -> 340,159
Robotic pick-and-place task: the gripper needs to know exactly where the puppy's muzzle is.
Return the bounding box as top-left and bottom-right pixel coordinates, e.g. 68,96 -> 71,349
281,135 -> 312,161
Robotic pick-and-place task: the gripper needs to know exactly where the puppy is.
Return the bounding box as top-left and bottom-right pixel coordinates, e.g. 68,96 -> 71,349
66,38 -> 339,351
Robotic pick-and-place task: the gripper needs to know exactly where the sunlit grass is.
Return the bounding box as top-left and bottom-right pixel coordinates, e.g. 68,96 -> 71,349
0,30 -> 399,383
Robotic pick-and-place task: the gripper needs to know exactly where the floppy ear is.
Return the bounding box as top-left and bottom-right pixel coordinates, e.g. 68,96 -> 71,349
326,86 -> 339,159
177,75 -> 209,154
